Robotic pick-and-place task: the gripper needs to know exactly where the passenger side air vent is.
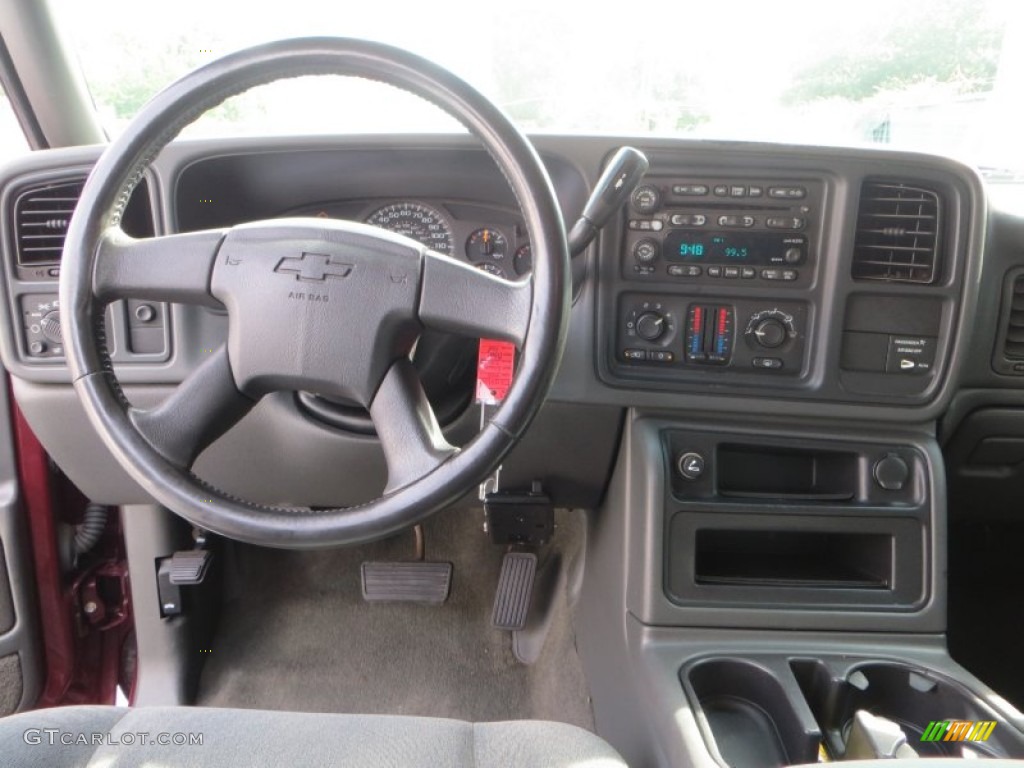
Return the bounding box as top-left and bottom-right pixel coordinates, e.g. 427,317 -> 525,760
994,271 -> 1024,375
14,178 -> 85,266
852,181 -> 941,284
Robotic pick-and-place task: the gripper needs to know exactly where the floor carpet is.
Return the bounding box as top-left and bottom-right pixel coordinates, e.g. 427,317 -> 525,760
196,508 -> 595,729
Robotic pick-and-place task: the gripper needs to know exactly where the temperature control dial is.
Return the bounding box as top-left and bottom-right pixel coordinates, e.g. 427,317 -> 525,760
745,309 -> 797,349
635,311 -> 666,342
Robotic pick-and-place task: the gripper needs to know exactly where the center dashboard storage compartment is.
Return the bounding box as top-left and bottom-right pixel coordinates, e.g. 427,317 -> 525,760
668,512 -> 924,608
663,430 -> 931,612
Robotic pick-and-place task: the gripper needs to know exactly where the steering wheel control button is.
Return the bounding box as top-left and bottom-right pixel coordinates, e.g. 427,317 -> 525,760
885,336 -> 936,374
677,452 -> 706,480
874,454 -> 910,491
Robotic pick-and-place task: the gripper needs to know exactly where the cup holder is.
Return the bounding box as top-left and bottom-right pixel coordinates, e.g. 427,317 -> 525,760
791,659 -> 1024,759
683,658 -> 821,768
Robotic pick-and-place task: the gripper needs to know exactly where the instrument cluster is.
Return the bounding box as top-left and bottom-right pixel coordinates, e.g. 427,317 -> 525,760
288,199 -> 532,279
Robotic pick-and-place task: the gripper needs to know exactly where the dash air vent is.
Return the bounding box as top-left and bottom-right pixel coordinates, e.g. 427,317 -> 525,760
852,181 -> 941,284
994,271 -> 1024,375
14,178 -> 85,266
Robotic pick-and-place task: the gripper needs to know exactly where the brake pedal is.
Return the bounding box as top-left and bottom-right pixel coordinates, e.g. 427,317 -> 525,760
361,562 -> 452,604
491,552 -> 537,630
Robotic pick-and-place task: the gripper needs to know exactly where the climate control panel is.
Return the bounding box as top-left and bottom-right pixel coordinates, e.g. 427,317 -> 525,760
618,294 -> 808,375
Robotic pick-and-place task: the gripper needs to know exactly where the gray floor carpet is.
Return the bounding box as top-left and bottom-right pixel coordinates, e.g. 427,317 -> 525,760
196,509 -> 595,729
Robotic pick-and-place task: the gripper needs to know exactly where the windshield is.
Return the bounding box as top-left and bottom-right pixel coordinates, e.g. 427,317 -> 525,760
54,0 -> 1023,183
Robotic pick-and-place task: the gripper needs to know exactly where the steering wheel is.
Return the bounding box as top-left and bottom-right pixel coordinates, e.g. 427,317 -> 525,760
59,38 -> 570,548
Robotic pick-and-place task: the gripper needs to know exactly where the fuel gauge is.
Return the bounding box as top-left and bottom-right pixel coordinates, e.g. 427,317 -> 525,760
466,228 -> 507,262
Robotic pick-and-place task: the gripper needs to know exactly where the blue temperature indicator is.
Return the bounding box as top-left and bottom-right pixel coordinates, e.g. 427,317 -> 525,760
678,242 -> 705,257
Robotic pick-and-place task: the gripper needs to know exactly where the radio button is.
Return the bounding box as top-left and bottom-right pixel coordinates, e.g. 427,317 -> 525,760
668,265 -> 702,277
718,215 -> 755,227
784,247 -> 803,264
633,238 -> 660,264
768,186 -> 807,199
623,348 -> 647,361
673,184 -> 708,196
713,185 -> 729,197
730,185 -> 746,197
741,267 -> 757,279
670,213 -> 708,227
748,185 -> 764,197
707,266 -> 723,277
781,269 -> 799,281
761,268 -> 782,280
723,267 -> 740,278
632,185 -> 661,212
628,219 -> 663,231
767,217 -> 807,230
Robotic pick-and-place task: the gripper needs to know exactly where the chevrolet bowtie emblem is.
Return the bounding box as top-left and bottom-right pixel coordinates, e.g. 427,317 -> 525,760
274,252 -> 354,282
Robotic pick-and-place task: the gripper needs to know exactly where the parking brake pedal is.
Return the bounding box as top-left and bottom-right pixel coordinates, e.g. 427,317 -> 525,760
156,549 -> 213,617
491,552 -> 537,630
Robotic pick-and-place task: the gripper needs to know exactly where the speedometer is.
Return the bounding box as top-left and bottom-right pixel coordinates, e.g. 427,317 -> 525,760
365,202 -> 454,255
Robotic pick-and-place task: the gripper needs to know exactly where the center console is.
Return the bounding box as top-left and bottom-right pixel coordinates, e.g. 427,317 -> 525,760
580,144 -> 1004,768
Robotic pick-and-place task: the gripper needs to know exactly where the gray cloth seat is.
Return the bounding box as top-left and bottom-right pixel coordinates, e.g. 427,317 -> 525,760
0,705 -> 627,767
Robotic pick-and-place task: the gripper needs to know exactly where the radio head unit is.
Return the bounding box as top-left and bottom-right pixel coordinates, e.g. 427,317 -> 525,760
623,177 -> 824,288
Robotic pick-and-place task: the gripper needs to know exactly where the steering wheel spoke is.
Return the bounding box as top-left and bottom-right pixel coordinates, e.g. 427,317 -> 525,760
129,345 -> 256,470
369,357 -> 458,494
419,249 -> 531,347
93,226 -> 225,307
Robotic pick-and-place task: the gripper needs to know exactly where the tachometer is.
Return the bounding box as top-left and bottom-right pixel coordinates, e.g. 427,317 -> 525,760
365,202 -> 454,255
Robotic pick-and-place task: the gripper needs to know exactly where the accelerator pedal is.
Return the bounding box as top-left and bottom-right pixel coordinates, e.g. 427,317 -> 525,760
361,561 -> 452,604
491,552 -> 537,630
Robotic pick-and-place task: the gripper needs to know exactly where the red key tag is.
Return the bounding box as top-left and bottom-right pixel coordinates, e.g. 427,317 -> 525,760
476,339 -> 516,405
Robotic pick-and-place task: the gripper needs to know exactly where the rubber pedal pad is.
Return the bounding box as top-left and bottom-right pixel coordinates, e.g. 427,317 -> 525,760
360,561 -> 452,604
491,552 -> 537,630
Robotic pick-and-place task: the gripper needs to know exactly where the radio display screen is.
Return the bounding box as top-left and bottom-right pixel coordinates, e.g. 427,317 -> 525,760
664,230 -> 805,266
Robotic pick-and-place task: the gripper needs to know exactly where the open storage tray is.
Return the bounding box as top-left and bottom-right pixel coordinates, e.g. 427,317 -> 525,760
791,659 -> 1024,760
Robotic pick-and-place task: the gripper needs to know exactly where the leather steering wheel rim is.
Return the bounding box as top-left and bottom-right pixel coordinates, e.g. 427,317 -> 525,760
59,38 -> 570,548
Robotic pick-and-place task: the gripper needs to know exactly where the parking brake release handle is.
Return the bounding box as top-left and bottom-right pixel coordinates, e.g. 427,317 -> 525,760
568,146 -> 649,257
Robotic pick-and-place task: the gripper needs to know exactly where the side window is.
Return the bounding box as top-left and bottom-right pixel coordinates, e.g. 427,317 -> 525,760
0,89 -> 29,164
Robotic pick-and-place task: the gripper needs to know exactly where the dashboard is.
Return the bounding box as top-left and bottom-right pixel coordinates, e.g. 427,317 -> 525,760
0,134 -> 1021,511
